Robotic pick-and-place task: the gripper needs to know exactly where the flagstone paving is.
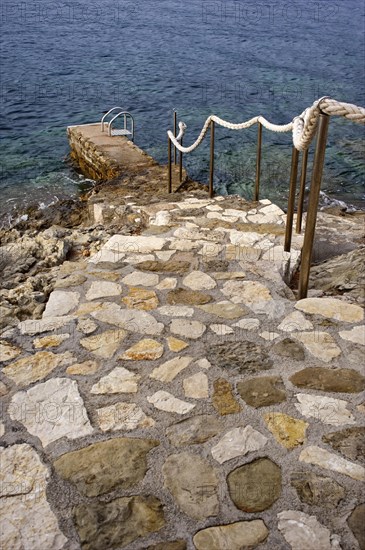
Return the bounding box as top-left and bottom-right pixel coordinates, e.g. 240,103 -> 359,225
0,195 -> 364,549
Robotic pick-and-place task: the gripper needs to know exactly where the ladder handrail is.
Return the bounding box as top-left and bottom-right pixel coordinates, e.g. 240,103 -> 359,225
101,107 -> 124,132
108,111 -> 135,141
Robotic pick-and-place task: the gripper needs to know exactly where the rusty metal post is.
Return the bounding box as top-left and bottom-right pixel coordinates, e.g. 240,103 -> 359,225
296,148 -> 309,234
284,146 -> 300,252
179,137 -> 183,183
209,120 -> 215,198
168,136 -> 172,193
173,110 -> 177,164
254,122 -> 262,201
298,113 -> 330,299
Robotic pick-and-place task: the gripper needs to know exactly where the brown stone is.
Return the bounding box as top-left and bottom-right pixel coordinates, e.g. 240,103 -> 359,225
207,340 -> 273,374
166,415 -> 222,446
322,427 -> 365,464
66,360 -> 100,375
0,340 -> 21,362
146,541 -> 186,550
263,413 -> 308,449
166,336 -> 189,352
120,339 -> 164,360
122,287 -> 159,311
167,288 -> 212,305
347,504 -> 365,550
2,351 -> 73,387
193,521 -> 269,550
291,472 -> 345,507
212,378 -> 241,415
33,334 -> 70,349
237,376 -> 286,408
290,367 -> 365,393
272,338 -> 305,361
136,260 -> 190,274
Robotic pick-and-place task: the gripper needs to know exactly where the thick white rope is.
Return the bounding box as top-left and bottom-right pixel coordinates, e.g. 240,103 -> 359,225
168,97 -> 365,153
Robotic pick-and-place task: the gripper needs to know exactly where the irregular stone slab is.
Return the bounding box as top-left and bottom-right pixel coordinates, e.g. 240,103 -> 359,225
260,331 -> 279,340
211,271 -> 246,280
278,510 -> 341,550
295,393 -> 355,425
33,333 -> 70,349
122,287 -> 159,310
91,367 -> 140,394
0,340 -> 21,361
96,402 -> 155,431
167,288 -> 212,305
156,250 -> 175,260
89,248 -> 125,266
193,520 -> 269,550
293,331 -> 341,362
170,318 -> 206,340
3,351 -> 74,387
19,315 -> 75,336
54,437 -> 159,497
339,325 -> 365,346
229,229 -> 263,246
183,372 -> 209,399
120,338 -> 164,360
233,318 -> 260,330
291,472 -> 345,507
167,336 -> 189,352
91,302 -> 164,335
264,413 -> 308,449
158,305 -> 194,317
147,391 -> 195,414
221,280 -> 273,312
0,381 -> 8,396
73,495 -> 165,549
76,301 -> 104,316
88,270 -> 120,282
322,427 -> 365,464
80,329 -> 127,358
0,444 -> 68,549
210,324 -> 234,336
42,290 -> 80,317
347,504 -> 365,550
10,378 -> 93,446
85,281 -> 122,301
207,341 -> 273,374
237,376 -> 286,408
299,446 -> 365,480
137,259 -> 190,274
290,367 -> 365,393
77,317 -> 98,334
272,338 -> 305,360
195,357 -> 211,369
278,311 -> 313,332
122,271 -> 159,287
227,457 -> 282,512
211,426 -> 267,464
66,360 -> 100,375
124,253 -> 155,264
166,415 -> 222,446
150,356 -> 193,382
156,277 -> 177,290
147,541 -> 186,550
55,273 -> 87,288
162,452 -> 219,520
199,300 -> 247,319
182,270 -> 216,291
295,297 -> 364,323
105,234 -> 166,254
212,378 -> 241,415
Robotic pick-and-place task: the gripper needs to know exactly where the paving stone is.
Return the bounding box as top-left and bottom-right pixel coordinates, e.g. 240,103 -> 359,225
162,452 -> 219,520
339,325 -> 365,346
207,340 -> 273,374
295,297 -> 364,323
237,375 -> 286,408
91,367 -> 140,394
33,333 -> 70,349
167,288 -> 212,305
19,316 -> 75,336
66,360 -> 100,375
221,280 -> 273,312
195,357 -> 211,369
124,253 -> 155,264
96,402 -> 155,431
277,510 -> 341,550
42,290 -> 80,317
210,324 -> 234,336
156,250 -> 176,260
278,311 -> 314,332
122,271 -> 159,287
165,415 -> 222,446
158,305 -> 194,317
0,340 -> 21,361
77,317 -> 98,334
10,377 -> 93,446
0,381 -> 8,396
122,287 -> 159,310
80,329 -> 127,358
211,271 -> 246,280
73,495 -> 165,550
168,238 -> 200,251
88,248 -> 125,266
229,229 -> 263,246
55,273 -> 87,288
212,378 -> 241,415
76,302 -> 104,316
322,427 -> 365,464
54,437 -> 159,497
91,303 -> 164,335
272,338 -> 305,360
293,331 -> 341,362
183,372 -> 209,398
211,426 -> 268,464
150,356 -> 193,382
167,336 -> 189,352
193,520 -> 268,550
146,541 -> 186,550
264,413 -> 308,449
227,457 -> 282,512
88,270 -> 120,281
233,318 -> 260,330
0,444 -> 68,549
182,270 -> 217,291
170,318 -> 206,340
147,391 -> 195,414
156,277 -> 177,290
136,259 -> 190,274
120,338 -> 164,360
299,446 -> 365,480
105,234 -> 166,254
291,472 -> 345,507
290,367 -> 365,393
295,393 -> 355,425
347,504 -> 365,550
199,300 -> 247,320
260,331 -> 280,341
3,351 -> 74,386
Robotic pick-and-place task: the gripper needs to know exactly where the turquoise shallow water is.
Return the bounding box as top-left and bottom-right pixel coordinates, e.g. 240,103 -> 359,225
0,0 -> 364,218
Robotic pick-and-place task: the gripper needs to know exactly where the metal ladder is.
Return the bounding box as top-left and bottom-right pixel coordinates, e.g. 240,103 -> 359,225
101,107 -> 135,141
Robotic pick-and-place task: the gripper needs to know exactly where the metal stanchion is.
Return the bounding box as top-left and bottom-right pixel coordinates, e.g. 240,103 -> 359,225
209,120 -> 215,198
168,136 -> 172,193
254,122 -> 262,201
298,113 -> 330,299
173,111 -> 177,164
296,148 -> 309,234
284,146 -> 299,252
179,137 -> 183,183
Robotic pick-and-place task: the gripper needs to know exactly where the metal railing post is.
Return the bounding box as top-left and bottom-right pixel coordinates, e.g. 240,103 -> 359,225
173,111 -> 177,164
296,148 -> 309,234
179,137 -> 183,183
284,146 -> 300,252
209,120 -> 215,198
168,136 -> 172,193
254,122 -> 262,201
298,113 -> 330,299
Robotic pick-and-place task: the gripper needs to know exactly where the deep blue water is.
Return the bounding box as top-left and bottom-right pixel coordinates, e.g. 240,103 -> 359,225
1,0 -> 364,219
